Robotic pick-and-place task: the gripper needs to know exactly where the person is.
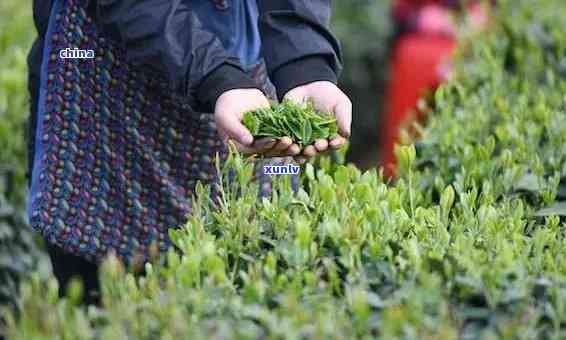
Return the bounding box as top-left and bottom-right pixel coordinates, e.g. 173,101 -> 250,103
26,0 -> 352,304
379,0 -> 488,177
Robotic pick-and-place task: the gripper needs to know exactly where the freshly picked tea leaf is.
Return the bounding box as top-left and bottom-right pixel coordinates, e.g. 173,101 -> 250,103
243,100 -> 338,147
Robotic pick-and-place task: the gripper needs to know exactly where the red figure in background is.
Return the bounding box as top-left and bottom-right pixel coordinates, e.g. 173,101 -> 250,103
380,0 -> 488,177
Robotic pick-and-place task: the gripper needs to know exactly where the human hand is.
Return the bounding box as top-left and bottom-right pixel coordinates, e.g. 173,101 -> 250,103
284,81 -> 351,163
214,89 -> 301,156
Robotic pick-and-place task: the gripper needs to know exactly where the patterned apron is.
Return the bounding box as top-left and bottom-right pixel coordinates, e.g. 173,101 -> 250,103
28,0 -> 295,264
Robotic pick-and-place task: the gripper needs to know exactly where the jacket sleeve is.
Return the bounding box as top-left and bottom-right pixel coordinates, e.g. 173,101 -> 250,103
95,0 -> 260,111
257,0 -> 343,100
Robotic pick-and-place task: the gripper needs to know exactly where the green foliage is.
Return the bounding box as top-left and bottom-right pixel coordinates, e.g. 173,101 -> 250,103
0,0 -> 33,205
6,0 -> 566,339
243,101 -> 338,146
0,0 -> 46,310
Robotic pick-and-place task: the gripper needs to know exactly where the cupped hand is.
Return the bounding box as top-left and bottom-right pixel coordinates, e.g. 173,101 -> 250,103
214,88 -> 301,157
284,81 -> 352,163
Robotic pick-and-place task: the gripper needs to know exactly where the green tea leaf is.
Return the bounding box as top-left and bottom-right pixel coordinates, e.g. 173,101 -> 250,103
242,100 -> 337,147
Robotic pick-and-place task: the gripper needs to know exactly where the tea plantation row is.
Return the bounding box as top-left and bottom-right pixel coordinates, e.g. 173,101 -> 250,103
6,0 -> 566,339
0,0 -> 47,310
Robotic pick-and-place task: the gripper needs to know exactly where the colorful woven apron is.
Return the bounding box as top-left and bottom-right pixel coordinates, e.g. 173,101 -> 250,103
28,0 -> 293,264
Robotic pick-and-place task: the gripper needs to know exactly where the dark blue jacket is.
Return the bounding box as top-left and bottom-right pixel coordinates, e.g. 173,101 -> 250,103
192,1 -> 263,70
29,0 -> 343,111
27,0 -> 343,187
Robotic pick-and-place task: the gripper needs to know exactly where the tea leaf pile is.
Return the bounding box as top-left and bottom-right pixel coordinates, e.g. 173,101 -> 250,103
243,100 -> 338,146
6,0 -> 566,339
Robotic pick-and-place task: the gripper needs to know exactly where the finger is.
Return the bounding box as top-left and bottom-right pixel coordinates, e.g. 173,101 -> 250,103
314,139 -> 329,153
334,96 -> 352,138
303,145 -> 318,158
232,140 -> 256,154
257,95 -> 272,108
329,136 -> 347,149
239,138 -> 279,155
265,142 -> 300,157
283,88 -> 306,105
216,111 -> 254,146
253,137 -> 277,151
287,144 -> 301,156
272,137 -> 293,152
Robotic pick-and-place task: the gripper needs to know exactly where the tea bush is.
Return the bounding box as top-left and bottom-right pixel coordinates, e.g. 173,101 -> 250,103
0,0 -> 46,309
6,0 -> 566,339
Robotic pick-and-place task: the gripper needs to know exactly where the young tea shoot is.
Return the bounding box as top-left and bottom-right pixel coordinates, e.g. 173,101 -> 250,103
243,100 -> 338,147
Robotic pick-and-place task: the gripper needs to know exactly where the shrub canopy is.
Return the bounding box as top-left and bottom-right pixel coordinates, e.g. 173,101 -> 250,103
6,0 -> 566,339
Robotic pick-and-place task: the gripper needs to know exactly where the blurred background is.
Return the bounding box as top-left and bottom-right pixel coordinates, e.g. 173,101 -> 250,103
2,0 -> 486,307
331,0 -> 392,169
0,0 -> 48,308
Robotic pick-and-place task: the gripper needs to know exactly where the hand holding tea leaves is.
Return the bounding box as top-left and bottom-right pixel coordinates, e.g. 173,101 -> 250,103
283,81 -> 351,162
214,88 -> 301,157
216,82 -> 351,160
242,95 -> 350,162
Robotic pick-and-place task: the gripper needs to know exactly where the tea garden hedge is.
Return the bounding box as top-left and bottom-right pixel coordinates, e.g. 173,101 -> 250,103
4,0 -> 566,338
0,0 -> 47,311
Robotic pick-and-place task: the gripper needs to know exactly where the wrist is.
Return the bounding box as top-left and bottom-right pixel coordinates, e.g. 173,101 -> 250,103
215,88 -> 265,110
197,63 -> 261,112
271,56 -> 338,101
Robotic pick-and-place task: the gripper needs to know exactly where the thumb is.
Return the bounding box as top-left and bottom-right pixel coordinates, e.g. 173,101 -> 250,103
334,97 -> 352,138
283,87 -> 307,105
216,111 -> 254,146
